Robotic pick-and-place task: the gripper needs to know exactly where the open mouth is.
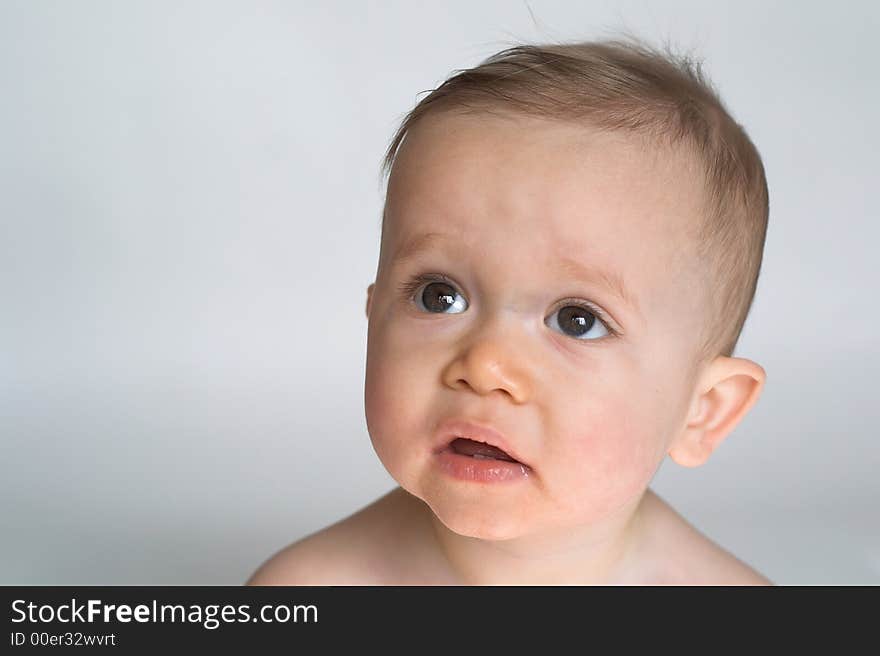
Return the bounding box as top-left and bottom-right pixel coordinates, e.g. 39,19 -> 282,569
435,432 -> 532,482
448,437 -> 521,463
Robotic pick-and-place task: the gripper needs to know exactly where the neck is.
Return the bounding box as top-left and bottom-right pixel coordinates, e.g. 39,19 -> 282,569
424,491 -> 651,585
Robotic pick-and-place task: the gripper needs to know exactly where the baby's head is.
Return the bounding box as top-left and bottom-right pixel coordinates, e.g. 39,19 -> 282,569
363,37 -> 769,541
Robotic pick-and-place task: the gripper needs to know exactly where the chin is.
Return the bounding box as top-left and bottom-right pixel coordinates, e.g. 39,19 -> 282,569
425,495 -> 531,541
391,464 -> 535,541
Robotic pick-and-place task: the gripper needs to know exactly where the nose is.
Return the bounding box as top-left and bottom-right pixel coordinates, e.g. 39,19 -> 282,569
440,319 -> 533,403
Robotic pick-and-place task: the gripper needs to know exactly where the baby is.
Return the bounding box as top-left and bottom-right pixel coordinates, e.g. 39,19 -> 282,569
247,36 -> 772,585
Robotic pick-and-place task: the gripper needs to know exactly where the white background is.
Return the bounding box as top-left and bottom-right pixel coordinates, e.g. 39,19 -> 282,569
2,1 -> 877,584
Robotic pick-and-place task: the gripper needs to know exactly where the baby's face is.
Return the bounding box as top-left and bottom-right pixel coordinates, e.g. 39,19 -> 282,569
365,110 -> 710,540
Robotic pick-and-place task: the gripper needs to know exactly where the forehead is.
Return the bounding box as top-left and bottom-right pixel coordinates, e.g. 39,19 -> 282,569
387,110 -> 701,237
382,111 -> 706,314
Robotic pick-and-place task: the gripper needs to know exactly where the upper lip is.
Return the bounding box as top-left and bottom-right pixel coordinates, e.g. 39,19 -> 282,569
434,417 -> 530,467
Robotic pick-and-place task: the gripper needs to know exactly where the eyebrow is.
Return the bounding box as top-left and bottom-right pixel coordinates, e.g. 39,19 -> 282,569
390,231 -> 641,315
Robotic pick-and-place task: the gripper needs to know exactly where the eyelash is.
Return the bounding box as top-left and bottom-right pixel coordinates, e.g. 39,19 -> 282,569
396,272 -> 620,339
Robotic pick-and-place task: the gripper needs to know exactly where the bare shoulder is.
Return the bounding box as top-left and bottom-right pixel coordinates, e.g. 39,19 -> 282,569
638,489 -> 773,586
245,487 -> 430,586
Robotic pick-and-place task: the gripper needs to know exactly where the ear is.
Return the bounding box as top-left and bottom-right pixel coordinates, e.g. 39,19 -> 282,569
668,356 -> 766,468
365,283 -> 375,319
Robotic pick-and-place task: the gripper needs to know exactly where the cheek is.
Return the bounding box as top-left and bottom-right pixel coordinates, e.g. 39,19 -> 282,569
554,392 -> 666,517
364,320 -> 430,479
364,339 -> 402,465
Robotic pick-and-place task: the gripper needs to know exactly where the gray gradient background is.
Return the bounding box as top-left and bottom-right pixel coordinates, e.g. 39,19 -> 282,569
2,1 -> 877,585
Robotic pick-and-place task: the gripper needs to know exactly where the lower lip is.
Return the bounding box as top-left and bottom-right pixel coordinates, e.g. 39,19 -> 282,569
434,447 -> 532,483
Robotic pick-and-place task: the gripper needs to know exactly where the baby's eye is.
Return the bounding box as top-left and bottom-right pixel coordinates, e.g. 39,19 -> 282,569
407,276 -> 468,314
545,304 -> 610,341
399,273 -> 613,341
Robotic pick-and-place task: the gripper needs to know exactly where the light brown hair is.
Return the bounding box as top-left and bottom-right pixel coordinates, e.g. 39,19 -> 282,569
379,35 -> 769,363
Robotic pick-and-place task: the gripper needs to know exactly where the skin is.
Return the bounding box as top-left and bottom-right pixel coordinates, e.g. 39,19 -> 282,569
247,110 -> 770,585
